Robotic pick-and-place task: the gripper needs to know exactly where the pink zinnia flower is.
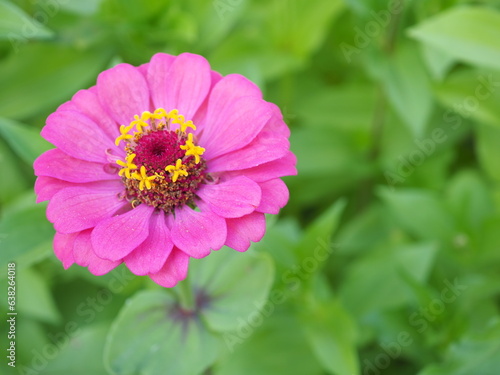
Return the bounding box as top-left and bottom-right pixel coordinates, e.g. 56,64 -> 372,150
34,52 -> 296,287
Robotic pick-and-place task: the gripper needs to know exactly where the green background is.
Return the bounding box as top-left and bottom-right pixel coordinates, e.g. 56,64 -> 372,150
1,0 -> 500,374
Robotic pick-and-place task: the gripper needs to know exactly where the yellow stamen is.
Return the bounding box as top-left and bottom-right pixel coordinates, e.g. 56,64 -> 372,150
152,108 -> 168,120
115,124 -> 134,146
180,120 -> 196,132
130,114 -> 149,133
165,159 -> 188,182
165,109 -> 197,132
180,133 -> 205,164
116,153 -> 137,179
132,165 -> 156,191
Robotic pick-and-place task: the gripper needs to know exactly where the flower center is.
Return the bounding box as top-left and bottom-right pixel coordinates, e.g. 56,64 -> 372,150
115,108 -> 206,213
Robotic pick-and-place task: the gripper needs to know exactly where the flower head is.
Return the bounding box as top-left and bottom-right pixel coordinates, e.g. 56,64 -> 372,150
34,52 -> 297,287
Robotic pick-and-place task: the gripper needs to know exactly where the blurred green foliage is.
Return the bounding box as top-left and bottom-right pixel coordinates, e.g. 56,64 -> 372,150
1,0 -> 500,374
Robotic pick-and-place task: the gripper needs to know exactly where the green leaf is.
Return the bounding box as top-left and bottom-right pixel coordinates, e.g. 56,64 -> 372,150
105,290 -> 219,375
0,0 -> 54,41
0,44 -> 111,120
419,43 -> 456,81
335,203 -> 393,255
209,0 -> 344,81
215,310 -> 324,375
418,319 -> 500,375
300,296 -> 360,375
191,249 -> 275,332
340,242 -> 438,316
0,117 -> 51,165
0,137 -> 29,204
476,123 -> 500,181
295,199 -> 346,263
0,199 -> 54,270
16,267 -> 61,324
378,187 -> 456,241
371,43 -> 434,137
445,170 -> 494,232
42,324 -> 110,375
434,68 -> 500,129
280,0 -> 345,58
60,0 -> 103,15
409,6 -> 500,71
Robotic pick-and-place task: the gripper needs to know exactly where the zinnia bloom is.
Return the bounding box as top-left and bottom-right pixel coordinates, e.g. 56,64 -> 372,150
34,52 -> 296,287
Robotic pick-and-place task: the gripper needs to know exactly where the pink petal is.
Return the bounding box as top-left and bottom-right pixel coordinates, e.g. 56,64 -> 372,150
137,62 -> 149,76
124,210 -> 173,275
35,176 -> 77,203
225,212 -> 266,252
73,229 -> 121,275
199,74 -> 263,142
197,176 -> 261,218
57,101 -> 78,112
91,204 -> 153,261
47,181 -> 126,233
53,231 -> 77,269
149,53 -> 211,120
201,97 -> 273,160
256,179 -> 289,214
72,88 -> 119,141
267,103 -> 291,138
148,248 -> 190,288
147,53 -> 175,106
192,70 -> 223,132
34,149 -> 119,183
171,206 -> 227,258
41,110 -> 117,163
207,130 -> 289,172
97,63 -> 150,125
224,151 -> 297,182
199,74 -> 262,132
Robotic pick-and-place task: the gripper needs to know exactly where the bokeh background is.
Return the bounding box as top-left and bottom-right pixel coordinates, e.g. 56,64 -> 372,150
1,0 -> 500,374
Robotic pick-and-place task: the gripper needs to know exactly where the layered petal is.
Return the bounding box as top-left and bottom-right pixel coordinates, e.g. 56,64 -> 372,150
149,53 -> 211,121
225,212 -> 266,252
42,110 -> 118,163
125,211 -> 173,275
47,181 -> 125,233
97,63 -> 150,125
73,229 -> 121,275
211,74 -> 263,101
53,231 -> 77,269
34,149 -> 119,183
171,206 -> 226,258
201,96 -> 273,160
207,130 -> 289,173
72,88 -> 119,141
198,74 -> 262,136
148,248 -> 189,288
267,103 -> 291,138
35,176 -> 77,203
196,176 -> 261,218
91,204 -> 153,261
147,53 -> 176,105
224,151 -> 297,182
256,179 -> 289,214
192,70 -> 223,129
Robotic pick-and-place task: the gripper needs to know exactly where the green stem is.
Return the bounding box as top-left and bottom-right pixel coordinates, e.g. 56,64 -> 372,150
177,276 -> 195,311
